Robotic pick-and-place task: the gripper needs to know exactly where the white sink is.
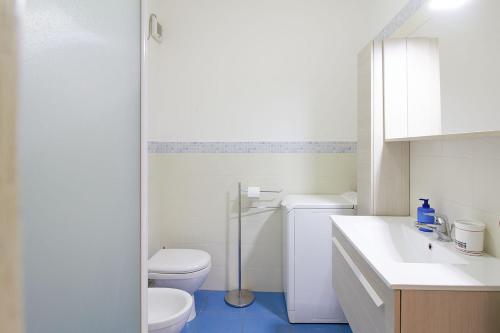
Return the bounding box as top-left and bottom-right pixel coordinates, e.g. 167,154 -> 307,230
331,215 -> 500,291
359,220 -> 468,265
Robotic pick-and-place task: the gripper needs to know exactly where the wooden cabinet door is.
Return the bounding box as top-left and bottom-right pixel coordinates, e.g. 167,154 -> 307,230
0,1 -> 23,333
401,290 -> 500,333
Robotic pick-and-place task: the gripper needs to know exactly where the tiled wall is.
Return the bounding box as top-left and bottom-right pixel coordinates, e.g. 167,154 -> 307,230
148,153 -> 357,291
148,141 -> 356,154
146,0 -> 408,292
147,0 -> 407,143
410,137 -> 500,257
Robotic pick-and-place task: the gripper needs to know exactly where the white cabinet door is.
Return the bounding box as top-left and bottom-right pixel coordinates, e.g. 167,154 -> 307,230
384,39 -> 408,140
332,237 -> 395,333
407,38 -> 442,137
383,38 -> 442,140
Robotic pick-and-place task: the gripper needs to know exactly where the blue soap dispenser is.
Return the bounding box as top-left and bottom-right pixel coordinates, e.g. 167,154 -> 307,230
417,199 -> 435,224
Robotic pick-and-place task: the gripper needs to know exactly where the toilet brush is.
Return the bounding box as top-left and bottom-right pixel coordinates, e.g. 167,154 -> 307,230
224,182 -> 255,308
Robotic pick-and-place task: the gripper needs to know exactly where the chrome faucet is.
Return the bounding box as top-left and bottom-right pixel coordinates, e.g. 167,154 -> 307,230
416,214 -> 453,242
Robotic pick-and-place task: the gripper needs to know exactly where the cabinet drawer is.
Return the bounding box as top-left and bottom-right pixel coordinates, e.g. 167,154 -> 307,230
333,236 -> 398,333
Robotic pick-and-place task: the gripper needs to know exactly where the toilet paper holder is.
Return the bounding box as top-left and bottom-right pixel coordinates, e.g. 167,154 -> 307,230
224,182 -> 282,308
243,185 -> 282,209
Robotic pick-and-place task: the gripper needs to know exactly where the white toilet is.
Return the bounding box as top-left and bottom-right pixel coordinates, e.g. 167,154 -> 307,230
149,249 -> 211,321
148,288 -> 193,333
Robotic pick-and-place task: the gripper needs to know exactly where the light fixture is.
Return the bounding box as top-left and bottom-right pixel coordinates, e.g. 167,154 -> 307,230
428,0 -> 469,10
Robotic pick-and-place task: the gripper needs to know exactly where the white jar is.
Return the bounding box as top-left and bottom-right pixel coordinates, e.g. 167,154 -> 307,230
454,220 -> 486,255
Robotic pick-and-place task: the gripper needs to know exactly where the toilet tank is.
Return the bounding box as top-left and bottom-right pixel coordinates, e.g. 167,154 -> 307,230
281,194 -> 357,323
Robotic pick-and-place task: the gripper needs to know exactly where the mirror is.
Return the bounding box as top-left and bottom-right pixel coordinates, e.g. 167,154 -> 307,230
382,0 -> 500,140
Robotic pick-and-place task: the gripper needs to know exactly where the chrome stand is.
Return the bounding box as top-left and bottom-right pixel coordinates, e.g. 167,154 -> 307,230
224,289 -> 255,308
225,182 -> 255,308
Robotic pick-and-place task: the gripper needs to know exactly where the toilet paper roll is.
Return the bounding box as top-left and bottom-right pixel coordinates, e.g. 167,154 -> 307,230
246,186 -> 261,198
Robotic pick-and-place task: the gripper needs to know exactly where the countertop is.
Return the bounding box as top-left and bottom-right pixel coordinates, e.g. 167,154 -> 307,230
331,215 -> 500,291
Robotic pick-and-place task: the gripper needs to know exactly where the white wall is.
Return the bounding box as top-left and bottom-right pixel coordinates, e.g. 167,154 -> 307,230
149,153 -> 356,291
147,0 -> 407,291
147,0 -> 407,141
19,1 -> 141,332
410,137 -> 500,258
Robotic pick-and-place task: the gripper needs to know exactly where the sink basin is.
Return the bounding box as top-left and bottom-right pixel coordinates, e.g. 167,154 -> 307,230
369,221 -> 468,264
331,215 -> 500,290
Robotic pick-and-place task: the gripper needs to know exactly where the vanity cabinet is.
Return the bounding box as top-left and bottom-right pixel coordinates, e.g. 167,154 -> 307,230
383,38 -> 441,140
357,41 -> 409,216
332,224 -> 500,333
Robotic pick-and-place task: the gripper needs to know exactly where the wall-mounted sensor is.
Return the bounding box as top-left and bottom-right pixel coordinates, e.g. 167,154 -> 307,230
149,14 -> 163,43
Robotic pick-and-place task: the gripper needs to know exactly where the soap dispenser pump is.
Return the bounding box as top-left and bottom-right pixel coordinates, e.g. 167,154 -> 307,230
417,198 -> 435,224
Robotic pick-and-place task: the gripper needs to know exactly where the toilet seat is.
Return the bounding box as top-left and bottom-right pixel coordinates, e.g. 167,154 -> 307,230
149,264 -> 211,280
149,249 -> 211,274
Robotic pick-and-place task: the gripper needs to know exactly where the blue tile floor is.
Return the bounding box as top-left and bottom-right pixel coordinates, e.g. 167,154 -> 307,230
181,291 -> 352,333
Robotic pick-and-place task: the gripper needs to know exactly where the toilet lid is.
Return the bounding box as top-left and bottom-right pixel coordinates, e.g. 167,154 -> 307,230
149,249 -> 211,274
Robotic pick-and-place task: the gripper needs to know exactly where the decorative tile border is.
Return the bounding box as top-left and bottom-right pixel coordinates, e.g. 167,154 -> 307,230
148,141 -> 357,154
375,0 -> 426,40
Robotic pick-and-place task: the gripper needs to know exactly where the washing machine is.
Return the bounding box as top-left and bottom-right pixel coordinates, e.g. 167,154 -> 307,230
281,193 -> 357,323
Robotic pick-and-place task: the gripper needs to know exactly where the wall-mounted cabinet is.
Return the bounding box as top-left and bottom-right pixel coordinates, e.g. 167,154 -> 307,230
382,0 -> 500,141
383,38 -> 441,140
